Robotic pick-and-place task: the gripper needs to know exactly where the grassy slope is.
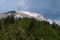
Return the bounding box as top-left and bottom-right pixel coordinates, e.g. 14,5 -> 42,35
0,17 -> 60,40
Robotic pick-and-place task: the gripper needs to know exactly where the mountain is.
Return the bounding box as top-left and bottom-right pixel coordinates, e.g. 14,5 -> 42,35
0,10 -> 60,40
0,10 -> 60,26
0,14 -> 60,40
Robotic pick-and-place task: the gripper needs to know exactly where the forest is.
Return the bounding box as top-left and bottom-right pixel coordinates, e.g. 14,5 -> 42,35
0,16 -> 60,40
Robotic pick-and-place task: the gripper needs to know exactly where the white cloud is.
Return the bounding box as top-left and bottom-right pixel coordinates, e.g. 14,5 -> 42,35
0,0 -> 29,10
0,0 -> 29,12
11,0 -> 29,10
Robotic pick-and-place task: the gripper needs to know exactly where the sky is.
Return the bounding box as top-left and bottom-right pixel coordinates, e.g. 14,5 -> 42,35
0,0 -> 60,21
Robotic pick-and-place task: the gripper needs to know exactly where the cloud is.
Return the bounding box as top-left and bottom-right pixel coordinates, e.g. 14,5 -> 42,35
0,0 -> 29,12
0,0 -> 60,21
10,0 -> 29,10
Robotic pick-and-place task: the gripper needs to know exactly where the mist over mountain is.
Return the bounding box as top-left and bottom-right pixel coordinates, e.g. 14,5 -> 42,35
0,0 -> 60,21
0,10 -> 60,26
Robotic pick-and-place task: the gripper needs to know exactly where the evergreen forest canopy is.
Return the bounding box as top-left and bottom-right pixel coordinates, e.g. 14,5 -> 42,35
0,16 -> 60,40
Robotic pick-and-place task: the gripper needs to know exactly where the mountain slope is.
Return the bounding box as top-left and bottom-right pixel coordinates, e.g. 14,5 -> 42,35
0,16 -> 60,40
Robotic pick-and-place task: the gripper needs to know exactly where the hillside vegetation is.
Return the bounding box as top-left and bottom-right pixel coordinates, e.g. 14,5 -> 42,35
0,16 -> 60,40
